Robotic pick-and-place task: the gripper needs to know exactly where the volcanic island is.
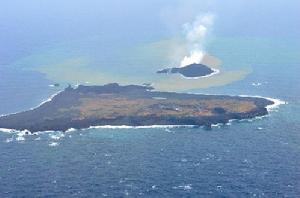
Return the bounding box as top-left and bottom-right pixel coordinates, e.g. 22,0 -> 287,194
0,83 -> 274,132
157,63 -> 219,78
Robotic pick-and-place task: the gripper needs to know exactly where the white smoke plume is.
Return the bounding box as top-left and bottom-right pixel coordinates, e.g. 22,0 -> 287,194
180,13 -> 214,67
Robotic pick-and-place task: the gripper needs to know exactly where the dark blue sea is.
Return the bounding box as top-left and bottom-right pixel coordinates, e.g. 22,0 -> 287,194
0,0 -> 300,197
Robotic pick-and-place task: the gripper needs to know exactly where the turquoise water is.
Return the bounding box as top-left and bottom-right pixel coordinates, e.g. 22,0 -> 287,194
1,0 -> 300,197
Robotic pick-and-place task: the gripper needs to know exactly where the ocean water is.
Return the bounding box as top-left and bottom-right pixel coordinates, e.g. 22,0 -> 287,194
1,0 -> 300,197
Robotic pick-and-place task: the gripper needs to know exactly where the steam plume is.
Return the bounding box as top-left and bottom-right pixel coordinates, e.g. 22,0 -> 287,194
180,13 -> 214,67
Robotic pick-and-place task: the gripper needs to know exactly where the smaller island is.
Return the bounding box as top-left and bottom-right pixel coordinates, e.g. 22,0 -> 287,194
49,83 -> 60,87
157,63 -> 219,78
0,83 -> 274,132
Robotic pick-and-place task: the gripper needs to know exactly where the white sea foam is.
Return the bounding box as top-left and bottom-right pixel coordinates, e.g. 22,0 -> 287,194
32,91 -> 63,110
87,125 -> 196,130
1,128 -> 41,143
0,128 -> 15,133
0,128 -> 31,135
66,128 -> 77,133
172,184 -> 193,191
5,138 -> 13,143
251,82 -> 262,87
49,133 -> 65,140
224,96 -> 286,126
165,128 -> 173,133
238,95 -> 286,112
202,94 -> 286,127
0,126 -> 63,135
181,158 -> 188,162
16,136 -> 25,142
74,83 -> 81,88
13,129 -> 32,141
211,123 -> 223,128
49,142 -> 59,147
0,90 -> 63,119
